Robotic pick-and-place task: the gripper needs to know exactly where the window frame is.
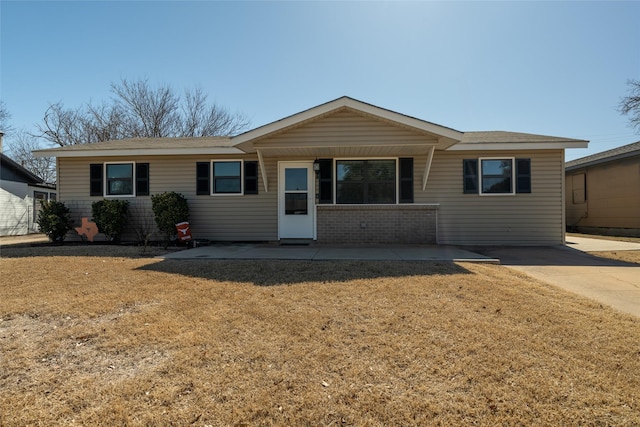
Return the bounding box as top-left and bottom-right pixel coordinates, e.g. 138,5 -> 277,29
479,157 -> 516,196
104,161 -> 136,198
211,160 -> 244,196
334,158 -> 399,205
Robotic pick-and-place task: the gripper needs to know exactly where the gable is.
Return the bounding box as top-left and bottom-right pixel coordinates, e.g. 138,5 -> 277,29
242,108 -> 443,157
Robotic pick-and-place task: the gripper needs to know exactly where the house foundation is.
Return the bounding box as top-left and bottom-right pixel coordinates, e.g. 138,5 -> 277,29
316,204 -> 438,244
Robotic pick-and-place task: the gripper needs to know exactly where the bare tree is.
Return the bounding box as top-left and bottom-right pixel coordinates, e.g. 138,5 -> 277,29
618,79 -> 640,133
36,78 -> 250,147
4,131 -> 56,183
38,103 -> 93,146
0,100 -> 15,135
111,78 -> 181,138
182,87 -> 250,137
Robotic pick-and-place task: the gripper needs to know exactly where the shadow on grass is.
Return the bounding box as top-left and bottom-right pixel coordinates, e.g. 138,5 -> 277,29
135,259 -> 472,286
0,243 -> 177,259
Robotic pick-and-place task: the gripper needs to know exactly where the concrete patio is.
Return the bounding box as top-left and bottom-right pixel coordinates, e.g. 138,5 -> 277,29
158,243 -> 499,263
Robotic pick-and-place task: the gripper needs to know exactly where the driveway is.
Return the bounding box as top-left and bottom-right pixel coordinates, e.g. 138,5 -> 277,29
478,236 -> 640,318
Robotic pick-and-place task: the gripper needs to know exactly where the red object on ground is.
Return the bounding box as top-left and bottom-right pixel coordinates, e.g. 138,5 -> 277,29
175,222 -> 192,242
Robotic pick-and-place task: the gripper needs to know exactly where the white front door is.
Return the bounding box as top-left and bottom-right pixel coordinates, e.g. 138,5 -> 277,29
278,161 -> 315,239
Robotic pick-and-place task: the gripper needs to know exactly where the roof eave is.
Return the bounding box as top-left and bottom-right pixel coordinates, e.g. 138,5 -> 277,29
33,147 -> 245,158
446,141 -> 589,151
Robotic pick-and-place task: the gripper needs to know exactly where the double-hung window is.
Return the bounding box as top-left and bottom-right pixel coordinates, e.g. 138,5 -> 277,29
90,162 -> 149,197
480,158 -> 513,194
463,158 -> 531,195
213,161 -> 242,194
196,160 -> 259,196
106,163 -> 134,196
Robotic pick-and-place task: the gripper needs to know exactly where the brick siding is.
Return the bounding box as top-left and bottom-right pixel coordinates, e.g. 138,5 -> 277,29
317,205 -> 438,244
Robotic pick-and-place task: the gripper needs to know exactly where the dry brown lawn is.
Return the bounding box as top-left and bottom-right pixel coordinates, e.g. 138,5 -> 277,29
1,245 -> 639,426
590,250 -> 640,265
567,232 -> 640,244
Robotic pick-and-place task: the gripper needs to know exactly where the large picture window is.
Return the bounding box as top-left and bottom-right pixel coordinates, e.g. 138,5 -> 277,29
336,160 -> 396,204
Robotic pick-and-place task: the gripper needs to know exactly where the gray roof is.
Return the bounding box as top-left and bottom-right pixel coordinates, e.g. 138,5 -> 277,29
460,131 -> 587,145
565,140 -> 640,170
0,152 -> 44,184
43,136 -> 232,152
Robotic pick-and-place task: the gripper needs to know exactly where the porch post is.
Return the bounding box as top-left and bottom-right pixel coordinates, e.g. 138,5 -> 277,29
256,149 -> 268,192
422,146 -> 435,191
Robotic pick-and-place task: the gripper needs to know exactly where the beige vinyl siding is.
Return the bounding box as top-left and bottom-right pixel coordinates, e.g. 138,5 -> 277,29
56,109 -> 567,245
415,150 -> 564,245
58,156 -> 277,242
256,109 -> 437,149
566,156 -> 640,231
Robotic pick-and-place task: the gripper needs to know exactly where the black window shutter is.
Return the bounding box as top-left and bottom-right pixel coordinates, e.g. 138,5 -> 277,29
399,158 -> 414,203
135,163 -> 149,196
463,159 -> 478,194
90,164 -> 103,196
318,159 -> 333,204
516,158 -> 531,193
196,162 -> 210,195
244,161 -> 259,194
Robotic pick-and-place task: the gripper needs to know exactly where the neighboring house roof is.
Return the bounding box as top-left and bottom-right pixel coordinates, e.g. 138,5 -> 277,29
33,96 -> 589,158
0,152 -> 44,185
565,140 -> 640,171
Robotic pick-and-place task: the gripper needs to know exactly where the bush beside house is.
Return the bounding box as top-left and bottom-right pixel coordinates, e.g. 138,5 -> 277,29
36,200 -> 73,243
151,191 -> 190,246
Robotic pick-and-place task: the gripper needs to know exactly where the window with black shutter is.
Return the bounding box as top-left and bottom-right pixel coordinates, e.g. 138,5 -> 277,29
318,159 -> 333,204
399,158 -> 414,203
136,163 -> 149,196
516,158 -> 531,193
90,164 -> 103,196
463,159 -> 478,194
244,161 -> 259,194
196,162 -> 210,195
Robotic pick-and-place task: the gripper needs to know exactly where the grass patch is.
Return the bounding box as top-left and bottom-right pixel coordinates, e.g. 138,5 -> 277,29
590,250 -> 640,265
567,232 -> 640,244
1,246 -> 639,425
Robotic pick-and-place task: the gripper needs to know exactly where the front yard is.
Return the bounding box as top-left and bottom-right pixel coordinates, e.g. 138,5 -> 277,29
1,245 -> 639,425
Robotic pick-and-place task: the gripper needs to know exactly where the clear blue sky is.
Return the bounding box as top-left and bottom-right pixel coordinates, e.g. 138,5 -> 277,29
1,1 -> 639,161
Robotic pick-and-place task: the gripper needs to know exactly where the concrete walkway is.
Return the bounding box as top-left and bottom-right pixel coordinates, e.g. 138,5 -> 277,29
159,243 -> 498,262
478,236 -> 640,318
565,235 -> 640,251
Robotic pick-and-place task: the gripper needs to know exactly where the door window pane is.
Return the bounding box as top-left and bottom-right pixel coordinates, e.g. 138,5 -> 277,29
285,193 -> 308,215
285,168 -> 307,191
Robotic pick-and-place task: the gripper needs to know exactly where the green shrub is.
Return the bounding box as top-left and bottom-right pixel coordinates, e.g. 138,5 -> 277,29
151,191 -> 189,245
91,199 -> 130,242
37,200 -> 73,243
